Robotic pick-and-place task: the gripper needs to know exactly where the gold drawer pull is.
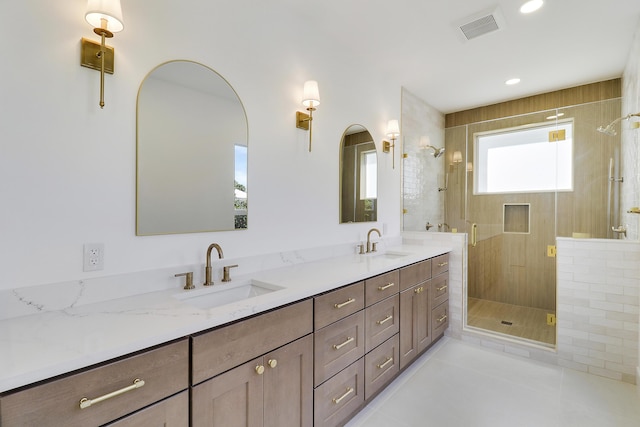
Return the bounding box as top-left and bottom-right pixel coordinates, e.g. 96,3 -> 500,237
414,286 -> 424,294
332,387 -> 354,404
333,336 -> 354,350
438,314 -> 448,323
334,298 -> 355,309
79,378 -> 145,409
438,261 -> 448,267
378,282 -> 395,291
268,359 -> 278,368
437,285 -> 448,292
377,315 -> 393,325
377,357 -> 393,370
256,365 -> 265,375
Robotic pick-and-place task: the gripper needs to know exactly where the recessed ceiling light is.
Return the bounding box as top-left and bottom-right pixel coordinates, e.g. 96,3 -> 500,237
520,0 -> 544,14
505,78 -> 521,85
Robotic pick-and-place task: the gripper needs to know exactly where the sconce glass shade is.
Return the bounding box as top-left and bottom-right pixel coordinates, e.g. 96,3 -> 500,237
302,80 -> 320,108
453,151 -> 463,163
386,120 -> 400,138
85,0 -> 124,32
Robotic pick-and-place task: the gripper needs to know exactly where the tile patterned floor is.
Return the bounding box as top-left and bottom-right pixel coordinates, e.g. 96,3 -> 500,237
467,298 -> 556,345
346,338 -> 640,427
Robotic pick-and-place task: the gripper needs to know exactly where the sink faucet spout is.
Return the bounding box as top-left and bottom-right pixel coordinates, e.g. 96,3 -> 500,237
203,243 -> 224,286
366,228 -> 381,253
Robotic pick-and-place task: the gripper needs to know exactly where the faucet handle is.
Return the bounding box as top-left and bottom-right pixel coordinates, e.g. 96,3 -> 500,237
357,243 -> 365,254
175,272 -> 195,290
222,264 -> 239,282
371,242 -> 378,252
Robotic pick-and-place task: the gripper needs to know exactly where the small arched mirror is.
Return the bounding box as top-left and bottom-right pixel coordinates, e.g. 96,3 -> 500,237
340,124 -> 378,223
136,61 -> 248,235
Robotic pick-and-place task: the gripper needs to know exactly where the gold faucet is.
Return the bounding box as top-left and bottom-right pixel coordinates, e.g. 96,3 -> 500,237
366,228 -> 381,253
203,243 -> 224,286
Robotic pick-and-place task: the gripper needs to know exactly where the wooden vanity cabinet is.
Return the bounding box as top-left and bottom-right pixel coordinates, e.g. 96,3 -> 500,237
0,339 -> 189,427
191,300 -> 314,427
192,334 -> 313,427
105,391 -> 189,426
399,280 -> 431,369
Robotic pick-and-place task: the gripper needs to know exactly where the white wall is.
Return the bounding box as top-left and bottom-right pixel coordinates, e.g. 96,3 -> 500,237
0,1 -> 403,290
622,22 -> 640,241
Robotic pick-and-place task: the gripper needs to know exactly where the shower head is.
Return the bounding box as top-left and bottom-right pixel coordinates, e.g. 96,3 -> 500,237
597,112 -> 640,137
597,124 -> 617,136
423,145 -> 445,158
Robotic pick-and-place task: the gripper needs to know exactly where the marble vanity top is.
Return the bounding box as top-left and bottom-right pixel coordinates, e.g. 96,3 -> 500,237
0,244 -> 450,394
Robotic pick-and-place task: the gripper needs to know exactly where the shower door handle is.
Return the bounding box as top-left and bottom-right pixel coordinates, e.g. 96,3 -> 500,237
471,223 -> 477,247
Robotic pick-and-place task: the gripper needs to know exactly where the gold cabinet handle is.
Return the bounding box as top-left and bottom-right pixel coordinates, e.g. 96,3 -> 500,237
79,378 -> 145,409
268,359 -> 278,369
255,365 -> 265,375
414,286 -> 424,294
377,357 -> 393,370
438,261 -> 448,267
376,315 -> 393,325
378,282 -> 395,291
333,336 -> 354,350
437,284 -> 448,292
438,314 -> 448,323
334,298 -> 355,309
332,387 -> 354,404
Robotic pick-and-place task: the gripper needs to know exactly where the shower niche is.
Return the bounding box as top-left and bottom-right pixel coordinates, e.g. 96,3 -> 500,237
503,203 -> 530,234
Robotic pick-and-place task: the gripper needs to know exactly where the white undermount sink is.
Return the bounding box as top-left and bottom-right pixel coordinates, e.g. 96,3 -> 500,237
368,251 -> 411,259
173,280 -> 284,310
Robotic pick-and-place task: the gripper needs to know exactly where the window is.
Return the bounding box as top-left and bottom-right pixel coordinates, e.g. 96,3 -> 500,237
475,121 -> 573,194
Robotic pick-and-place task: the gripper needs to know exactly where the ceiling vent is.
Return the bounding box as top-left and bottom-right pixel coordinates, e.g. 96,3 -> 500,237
454,6 -> 506,42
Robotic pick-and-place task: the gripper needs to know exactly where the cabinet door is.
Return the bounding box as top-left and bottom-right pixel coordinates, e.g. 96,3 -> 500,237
399,281 -> 430,370
105,391 -> 188,427
192,357 -> 264,427
263,335 -> 313,427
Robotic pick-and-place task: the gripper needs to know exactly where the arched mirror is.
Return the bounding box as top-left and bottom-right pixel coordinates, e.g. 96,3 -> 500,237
136,60 -> 248,235
340,124 -> 378,223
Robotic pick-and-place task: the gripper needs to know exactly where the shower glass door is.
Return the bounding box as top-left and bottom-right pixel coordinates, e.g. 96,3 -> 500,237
463,110 -> 560,347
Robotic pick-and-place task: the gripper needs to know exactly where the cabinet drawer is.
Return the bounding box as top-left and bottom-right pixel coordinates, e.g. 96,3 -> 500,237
432,301 -> 449,338
430,273 -> 449,309
192,299 -> 313,384
365,294 -> 399,353
364,335 -> 399,400
399,259 -> 431,291
315,282 -> 365,329
364,270 -> 399,307
432,253 -> 450,277
314,359 -> 365,427
314,311 -> 365,386
105,390 -> 188,427
0,339 -> 189,427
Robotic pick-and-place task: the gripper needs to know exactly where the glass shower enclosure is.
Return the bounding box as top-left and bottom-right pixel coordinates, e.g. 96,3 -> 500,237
443,98 -> 622,347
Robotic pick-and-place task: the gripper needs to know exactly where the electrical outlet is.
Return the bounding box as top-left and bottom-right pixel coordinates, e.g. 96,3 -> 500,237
83,243 -> 104,271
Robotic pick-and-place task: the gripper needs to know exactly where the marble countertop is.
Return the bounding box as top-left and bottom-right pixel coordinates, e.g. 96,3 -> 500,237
0,244 -> 450,394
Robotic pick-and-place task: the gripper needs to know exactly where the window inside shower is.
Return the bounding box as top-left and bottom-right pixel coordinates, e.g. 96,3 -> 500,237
475,121 -> 574,194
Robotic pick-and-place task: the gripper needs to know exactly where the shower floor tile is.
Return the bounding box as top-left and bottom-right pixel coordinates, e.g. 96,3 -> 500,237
467,297 -> 556,345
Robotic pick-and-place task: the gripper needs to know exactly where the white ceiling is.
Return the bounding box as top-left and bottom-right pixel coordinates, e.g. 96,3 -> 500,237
296,0 -> 640,114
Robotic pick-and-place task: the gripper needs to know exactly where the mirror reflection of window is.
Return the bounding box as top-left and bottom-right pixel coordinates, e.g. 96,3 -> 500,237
234,144 -> 248,229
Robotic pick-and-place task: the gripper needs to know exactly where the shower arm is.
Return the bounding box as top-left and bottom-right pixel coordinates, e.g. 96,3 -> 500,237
599,112 -> 640,134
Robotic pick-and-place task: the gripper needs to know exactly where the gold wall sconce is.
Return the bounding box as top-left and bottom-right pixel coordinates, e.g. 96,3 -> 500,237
295,80 -> 320,151
383,119 -> 400,169
81,0 -> 124,109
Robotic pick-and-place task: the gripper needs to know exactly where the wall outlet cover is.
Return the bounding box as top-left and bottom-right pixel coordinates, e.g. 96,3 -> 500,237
83,243 -> 104,272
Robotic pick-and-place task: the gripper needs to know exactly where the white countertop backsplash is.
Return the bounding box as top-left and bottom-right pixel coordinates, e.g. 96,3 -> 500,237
0,237 -> 451,394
